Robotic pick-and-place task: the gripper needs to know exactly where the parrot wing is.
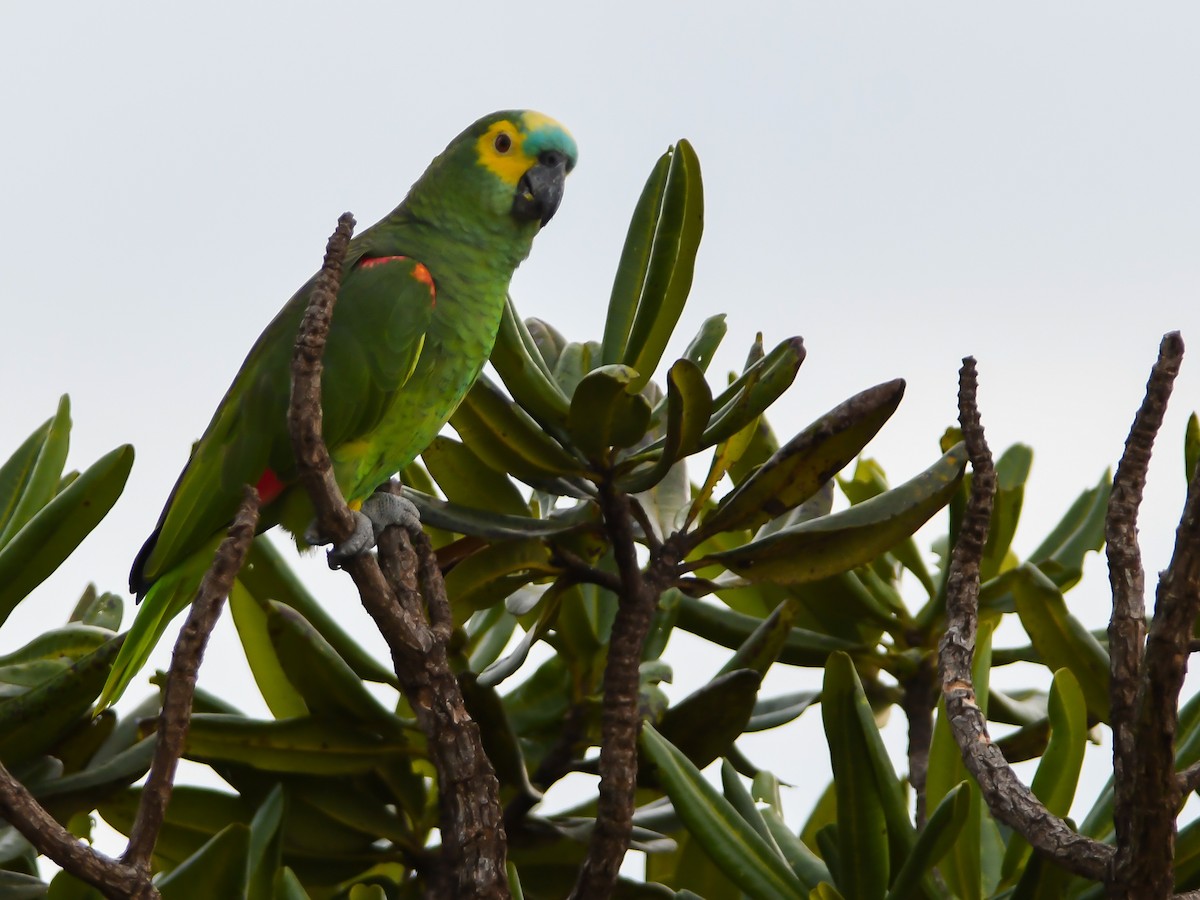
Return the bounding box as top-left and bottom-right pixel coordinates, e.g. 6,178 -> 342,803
103,255 -> 437,708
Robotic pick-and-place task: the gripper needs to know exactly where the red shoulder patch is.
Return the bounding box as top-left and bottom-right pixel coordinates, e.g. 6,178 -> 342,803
358,254 -> 409,269
255,468 -> 287,505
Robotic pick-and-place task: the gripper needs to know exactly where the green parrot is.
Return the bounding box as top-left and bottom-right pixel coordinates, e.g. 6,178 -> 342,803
102,110 -> 576,707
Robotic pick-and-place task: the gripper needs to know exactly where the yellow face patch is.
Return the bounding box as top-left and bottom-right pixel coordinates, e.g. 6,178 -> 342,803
475,119 -> 533,187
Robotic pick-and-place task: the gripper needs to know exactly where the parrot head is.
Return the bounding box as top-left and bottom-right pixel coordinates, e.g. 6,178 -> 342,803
408,110 -> 577,238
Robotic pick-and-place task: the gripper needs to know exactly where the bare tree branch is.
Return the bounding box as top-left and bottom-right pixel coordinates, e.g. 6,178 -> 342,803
0,490 -> 260,898
1118,336 -> 1199,897
1109,332 -> 1185,889
939,357 -> 1114,882
123,487 -> 260,873
287,214 -> 508,900
571,482 -> 659,900
0,759 -> 155,900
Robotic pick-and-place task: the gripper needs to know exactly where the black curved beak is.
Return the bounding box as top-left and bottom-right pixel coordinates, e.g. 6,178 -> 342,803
512,150 -> 569,226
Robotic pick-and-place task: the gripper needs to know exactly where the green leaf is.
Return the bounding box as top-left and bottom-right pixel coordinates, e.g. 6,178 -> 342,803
884,782 -> 970,900
704,444 -> 966,585
490,295 -> 571,426
157,823 -> 251,900
641,724 -> 804,899
603,149 -> 672,366
838,459 -> 934,596
618,359 -> 712,494
239,537 -> 398,687
651,671 -> 761,772
403,488 -> 595,540
0,420 -> 57,548
699,338 -> 806,449
1013,563 -> 1111,722
264,600 -> 405,736
821,653 -> 890,900
0,444 -> 133,627
229,582 -> 308,719
273,869 -> 312,900
0,394 -> 71,550
700,380 -> 905,537
1028,471 -> 1111,591
1000,668 -> 1087,883
926,618 -> 1000,900
567,364 -> 654,455
451,375 -> 585,485
1186,412 -> 1199,489
443,538 -> 557,616
674,595 -> 860,668
0,871 -> 48,899
980,444 -> 1032,581
0,637 -> 123,766
422,435 -> 530,516
182,715 -> 410,774
615,141 -> 704,393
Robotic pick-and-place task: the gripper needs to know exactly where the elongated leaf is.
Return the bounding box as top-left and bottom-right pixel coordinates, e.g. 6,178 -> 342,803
1028,471 -> 1111,590
618,359 -> 712,494
1000,668 -> 1087,883
603,150 -> 672,365
451,375 -> 585,483
746,691 -> 819,732
1186,412 -> 1199,489
652,670 -> 761,771
567,364 -> 653,455
699,338 -> 806,449
1013,563 -> 1110,721
674,595 -> 860,667
980,444 -> 1032,581
265,601 -> 405,735
0,415 -> 54,544
422,435 -> 530,516
641,724 -> 804,899
704,444 -> 965,584
443,538 -> 557,616
229,582 -> 308,719
0,394 -> 71,549
884,782 -> 970,900
182,715 -> 410,774
491,295 -> 571,425
0,637 -> 123,765
238,538 -> 397,687
926,618 -> 999,900
403,488 -> 594,539
620,140 -> 704,392
821,653 -> 889,900
157,823 -> 251,900
701,380 -> 904,537
0,444 -> 133,627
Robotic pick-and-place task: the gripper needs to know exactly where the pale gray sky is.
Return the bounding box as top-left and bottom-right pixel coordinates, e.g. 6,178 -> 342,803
2,0 -> 1198,857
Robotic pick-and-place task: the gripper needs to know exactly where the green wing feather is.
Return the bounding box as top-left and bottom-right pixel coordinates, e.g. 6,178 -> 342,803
102,255 -> 436,707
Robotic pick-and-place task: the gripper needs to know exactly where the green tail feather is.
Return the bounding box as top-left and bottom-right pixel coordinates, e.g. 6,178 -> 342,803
99,540 -> 218,709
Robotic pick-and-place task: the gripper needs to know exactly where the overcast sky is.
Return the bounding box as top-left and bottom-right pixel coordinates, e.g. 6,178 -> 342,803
2,1 -> 1198,857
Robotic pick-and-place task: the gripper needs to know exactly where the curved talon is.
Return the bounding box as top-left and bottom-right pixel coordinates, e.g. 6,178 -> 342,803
326,510 -> 376,569
306,493 -> 423,570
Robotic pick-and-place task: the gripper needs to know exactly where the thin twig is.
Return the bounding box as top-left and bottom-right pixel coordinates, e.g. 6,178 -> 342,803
938,357 -> 1114,882
1177,760 -> 1200,797
287,215 -> 508,900
553,543 -> 623,592
1109,332 -> 1185,889
123,488 -> 260,873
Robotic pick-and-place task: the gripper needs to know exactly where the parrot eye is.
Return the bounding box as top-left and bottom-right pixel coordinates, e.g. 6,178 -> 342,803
493,132 -> 513,154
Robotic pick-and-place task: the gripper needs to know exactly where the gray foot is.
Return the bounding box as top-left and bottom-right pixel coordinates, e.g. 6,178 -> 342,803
307,493 -> 423,569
